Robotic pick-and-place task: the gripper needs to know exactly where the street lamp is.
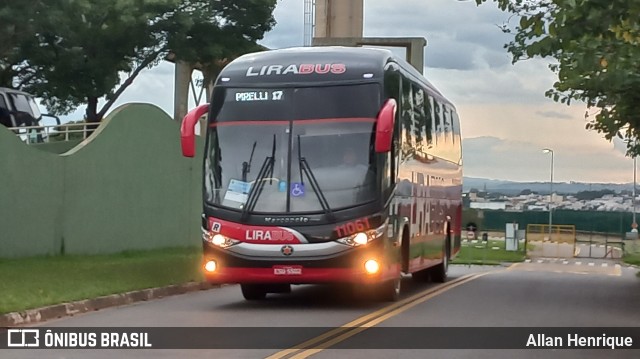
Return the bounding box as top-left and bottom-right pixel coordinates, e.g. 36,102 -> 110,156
633,155 -> 637,231
543,148 -> 554,240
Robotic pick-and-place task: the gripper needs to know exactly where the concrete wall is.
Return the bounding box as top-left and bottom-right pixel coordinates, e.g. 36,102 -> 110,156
0,127 -> 65,257
0,103 -> 204,258
31,140 -> 83,154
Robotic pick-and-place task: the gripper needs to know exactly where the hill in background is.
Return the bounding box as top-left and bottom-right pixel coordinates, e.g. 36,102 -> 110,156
463,177 -> 634,196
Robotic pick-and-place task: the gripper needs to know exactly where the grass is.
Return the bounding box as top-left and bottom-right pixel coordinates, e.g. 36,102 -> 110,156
622,239 -> 640,267
623,253 -> 640,266
0,247 -> 203,314
452,240 -> 526,265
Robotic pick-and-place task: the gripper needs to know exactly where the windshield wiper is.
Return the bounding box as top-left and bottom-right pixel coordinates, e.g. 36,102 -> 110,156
241,141 -> 257,182
241,135 -> 276,220
297,135 -> 333,218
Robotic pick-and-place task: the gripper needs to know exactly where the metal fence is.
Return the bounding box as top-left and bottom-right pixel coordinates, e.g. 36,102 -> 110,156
7,122 -> 92,144
526,224 -> 576,244
463,209 -> 635,235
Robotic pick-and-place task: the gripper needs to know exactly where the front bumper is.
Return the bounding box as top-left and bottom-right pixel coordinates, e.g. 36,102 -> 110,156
202,240 -> 398,284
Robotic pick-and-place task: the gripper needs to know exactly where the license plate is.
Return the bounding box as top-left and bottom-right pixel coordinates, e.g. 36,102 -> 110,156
273,265 -> 302,275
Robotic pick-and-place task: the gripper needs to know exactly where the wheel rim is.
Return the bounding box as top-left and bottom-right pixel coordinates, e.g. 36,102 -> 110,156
393,276 -> 401,296
443,250 -> 448,271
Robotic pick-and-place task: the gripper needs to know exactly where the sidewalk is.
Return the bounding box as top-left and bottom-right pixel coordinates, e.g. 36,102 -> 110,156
0,282 -> 219,327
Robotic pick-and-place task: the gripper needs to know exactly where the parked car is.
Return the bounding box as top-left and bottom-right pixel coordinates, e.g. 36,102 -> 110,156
0,87 -> 60,142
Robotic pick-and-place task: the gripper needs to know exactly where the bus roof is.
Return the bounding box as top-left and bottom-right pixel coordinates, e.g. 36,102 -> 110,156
216,46 -> 443,97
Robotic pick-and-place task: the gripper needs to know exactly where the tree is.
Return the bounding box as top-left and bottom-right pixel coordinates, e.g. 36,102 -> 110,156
0,1 -> 41,88
575,189 -> 615,201
475,0 -> 640,155
166,0 -> 277,89
519,189 -> 533,196
4,0 -> 277,123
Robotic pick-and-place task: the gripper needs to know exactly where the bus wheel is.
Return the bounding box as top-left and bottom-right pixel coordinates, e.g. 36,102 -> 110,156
411,268 -> 430,283
431,243 -> 449,283
378,275 -> 401,302
241,284 -> 267,300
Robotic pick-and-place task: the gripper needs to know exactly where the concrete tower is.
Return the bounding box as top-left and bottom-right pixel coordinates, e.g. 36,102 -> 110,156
314,0 -> 364,38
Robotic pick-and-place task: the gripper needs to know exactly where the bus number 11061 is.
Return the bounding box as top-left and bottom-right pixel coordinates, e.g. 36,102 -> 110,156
335,218 -> 371,238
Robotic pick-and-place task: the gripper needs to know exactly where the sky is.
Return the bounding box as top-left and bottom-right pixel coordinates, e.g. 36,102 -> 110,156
53,0 -> 635,184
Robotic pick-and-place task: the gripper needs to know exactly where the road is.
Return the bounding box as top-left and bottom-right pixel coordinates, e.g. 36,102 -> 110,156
3,260 -> 639,358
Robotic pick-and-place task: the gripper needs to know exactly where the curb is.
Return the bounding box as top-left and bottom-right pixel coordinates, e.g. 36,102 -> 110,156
0,281 -> 219,327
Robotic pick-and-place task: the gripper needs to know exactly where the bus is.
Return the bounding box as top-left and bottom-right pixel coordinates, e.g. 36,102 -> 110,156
180,46 -> 462,301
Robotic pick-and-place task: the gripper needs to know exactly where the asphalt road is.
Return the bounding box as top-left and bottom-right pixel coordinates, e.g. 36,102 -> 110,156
3,260 -> 639,359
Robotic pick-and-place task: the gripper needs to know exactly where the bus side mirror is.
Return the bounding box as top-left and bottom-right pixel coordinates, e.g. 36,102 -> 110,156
375,98 -> 397,153
180,103 -> 209,157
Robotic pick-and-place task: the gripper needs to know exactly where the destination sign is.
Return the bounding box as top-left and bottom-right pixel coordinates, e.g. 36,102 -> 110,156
234,90 -> 284,102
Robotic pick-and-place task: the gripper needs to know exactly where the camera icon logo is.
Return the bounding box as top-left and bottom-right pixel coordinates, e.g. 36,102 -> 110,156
7,329 -> 40,347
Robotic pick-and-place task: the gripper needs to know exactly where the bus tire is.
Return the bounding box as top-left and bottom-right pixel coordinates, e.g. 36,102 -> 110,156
378,275 -> 401,302
411,268 -> 430,282
241,284 -> 267,300
431,239 -> 449,283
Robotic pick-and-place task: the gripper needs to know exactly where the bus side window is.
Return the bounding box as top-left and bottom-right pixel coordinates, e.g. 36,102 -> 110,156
383,64 -> 401,193
423,92 -> 433,149
452,110 -> 462,161
432,97 -> 441,144
412,84 -> 427,154
443,104 -> 451,142
401,76 -> 414,158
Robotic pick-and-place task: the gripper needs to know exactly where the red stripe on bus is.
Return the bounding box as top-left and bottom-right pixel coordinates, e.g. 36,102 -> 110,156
209,117 -> 376,127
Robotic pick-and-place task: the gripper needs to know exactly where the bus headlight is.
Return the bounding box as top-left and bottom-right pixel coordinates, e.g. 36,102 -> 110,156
203,231 -> 239,248
364,259 -> 380,274
353,232 -> 368,245
204,260 -> 217,272
212,234 -> 226,246
336,224 -> 384,247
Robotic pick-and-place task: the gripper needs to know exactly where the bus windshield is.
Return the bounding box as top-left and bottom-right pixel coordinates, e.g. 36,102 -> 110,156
204,84 -> 380,214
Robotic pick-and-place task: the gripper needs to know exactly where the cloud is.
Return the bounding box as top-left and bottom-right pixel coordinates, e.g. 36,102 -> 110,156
463,136 -> 632,183
364,0 -> 513,71
535,111 -> 574,120
258,0 -> 304,49
612,136 -> 632,156
48,0 -> 634,184
426,58 -> 558,108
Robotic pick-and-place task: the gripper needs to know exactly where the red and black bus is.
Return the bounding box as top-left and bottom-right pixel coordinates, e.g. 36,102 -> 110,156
181,46 -> 462,301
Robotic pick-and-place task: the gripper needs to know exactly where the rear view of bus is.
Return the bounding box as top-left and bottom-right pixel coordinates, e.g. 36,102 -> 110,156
180,47 -> 462,301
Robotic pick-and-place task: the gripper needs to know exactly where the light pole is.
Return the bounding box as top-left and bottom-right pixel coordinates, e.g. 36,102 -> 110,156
543,148 -> 554,240
633,155 -> 637,230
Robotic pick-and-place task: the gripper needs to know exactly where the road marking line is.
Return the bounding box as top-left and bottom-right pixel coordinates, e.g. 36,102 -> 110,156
562,261 -> 569,265
588,262 -> 595,267
601,263 -> 608,267
575,261 -> 582,265
266,272 -> 490,359
525,259 -> 531,263
537,259 -> 543,263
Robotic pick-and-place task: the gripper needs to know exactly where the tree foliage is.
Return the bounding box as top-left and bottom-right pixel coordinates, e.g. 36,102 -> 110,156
575,189 -> 615,201
0,0 -> 277,122
475,0 -> 640,155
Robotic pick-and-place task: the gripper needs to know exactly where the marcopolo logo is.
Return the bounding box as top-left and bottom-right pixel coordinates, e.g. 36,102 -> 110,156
7,329 -> 40,347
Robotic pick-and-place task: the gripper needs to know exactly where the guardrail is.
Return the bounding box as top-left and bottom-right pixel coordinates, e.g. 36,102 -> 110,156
7,122 -> 94,144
